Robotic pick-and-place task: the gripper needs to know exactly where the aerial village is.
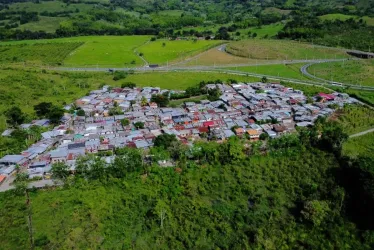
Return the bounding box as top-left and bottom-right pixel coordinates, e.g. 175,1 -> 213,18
0,81 -> 357,183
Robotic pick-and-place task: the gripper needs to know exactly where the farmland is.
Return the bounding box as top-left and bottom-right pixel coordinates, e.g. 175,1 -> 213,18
138,39 -> 222,65
0,42 -> 82,65
308,59 -> 374,87
226,39 -> 349,60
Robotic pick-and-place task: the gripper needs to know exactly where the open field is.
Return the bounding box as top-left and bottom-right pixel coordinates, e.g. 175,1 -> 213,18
1,1 -> 96,13
227,63 -> 309,80
16,16 -> 67,33
0,42 -> 83,65
237,23 -> 285,39
0,36 -> 151,67
308,59 -> 374,87
138,39 -> 222,65
226,39 -> 349,60
0,36 -> 221,67
343,132 -> 374,158
280,82 -> 333,96
331,105 -> 374,135
319,13 -> 374,26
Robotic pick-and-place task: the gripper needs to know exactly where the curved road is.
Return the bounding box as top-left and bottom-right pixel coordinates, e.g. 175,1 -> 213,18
300,61 -> 374,91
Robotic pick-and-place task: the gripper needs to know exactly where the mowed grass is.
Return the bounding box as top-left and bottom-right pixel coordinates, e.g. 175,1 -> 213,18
308,59 -> 374,87
226,63 -> 309,80
138,39 -> 222,65
319,13 -> 374,26
0,42 -> 83,65
226,39 -> 349,60
1,36 -> 151,67
343,132 -> 374,158
240,23 -> 284,39
16,16 -> 67,33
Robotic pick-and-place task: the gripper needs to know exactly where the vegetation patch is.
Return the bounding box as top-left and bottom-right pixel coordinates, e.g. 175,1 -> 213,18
343,132 -> 374,158
309,59 -> 374,87
331,105 -> 374,135
226,39 -> 348,60
0,42 -> 83,65
138,39 -> 222,65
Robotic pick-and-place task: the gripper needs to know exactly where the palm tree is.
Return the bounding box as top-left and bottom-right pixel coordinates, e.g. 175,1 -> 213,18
141,96 -> 148,107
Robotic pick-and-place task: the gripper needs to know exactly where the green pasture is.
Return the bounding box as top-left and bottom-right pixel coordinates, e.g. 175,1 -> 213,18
2,1 -> 96,13
308,59 -> 374,87
138,39 -> 222,65
226,39 -> 349,60
319,13 -> 374,26
16,16 -> 68,33
0,42 -> 82,65
334,105 -> 374,135
343,132 -> 374,158
239,23 -> 285,39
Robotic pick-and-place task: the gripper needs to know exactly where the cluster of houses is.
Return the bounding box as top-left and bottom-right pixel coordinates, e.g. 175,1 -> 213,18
0,82 -> 357,181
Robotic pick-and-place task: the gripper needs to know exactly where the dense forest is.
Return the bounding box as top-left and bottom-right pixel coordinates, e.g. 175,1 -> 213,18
1,116 -> 374,249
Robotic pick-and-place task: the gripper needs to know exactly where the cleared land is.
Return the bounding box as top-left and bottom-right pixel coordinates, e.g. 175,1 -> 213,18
331,105 -> 374,135
138,39 -> 222,65
308,59 -> 374,87
319,13 -> 374,26
227,63 -> 309,80
2,1 -> 96,13
226,39 -> 349,60
0,36 -> 151,67
343,132 -> 374,157
0,42 -> 83,65
16,16 -> 68,33
240,23 -> 285,39
0,36 -> 221,67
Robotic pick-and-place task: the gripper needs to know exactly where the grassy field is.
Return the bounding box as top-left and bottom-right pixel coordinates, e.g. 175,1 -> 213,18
226,39 -> 349,60
1,36 -> 151,67
2,1 -> 96,13
227,63 -> 309,80
138,39 -> 222,65
343,132 -> 374,158
237,23 -> 285,39
16,16 -> 67,33
0,36 -> 221,67
319,13 -> 374,26
308,59 -> 374,87
0,42 -> 83,65
281,82 -> 333,96
331,105 -> 374,135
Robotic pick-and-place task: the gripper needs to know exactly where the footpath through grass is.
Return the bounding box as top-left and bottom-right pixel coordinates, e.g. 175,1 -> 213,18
343,132 -> 374,158
332,105 -> 374,135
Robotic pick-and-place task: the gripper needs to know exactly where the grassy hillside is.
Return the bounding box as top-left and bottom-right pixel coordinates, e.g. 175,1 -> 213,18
16,16 -> 68,33
138,39 -> 222,65
2,1 -> 96,13
319,14 -> 374,26
308,59 -> 374,87
343,132 -> 374,157
226,39 -> 349,60
0,36 -> 221,67
0,42 -> 82,65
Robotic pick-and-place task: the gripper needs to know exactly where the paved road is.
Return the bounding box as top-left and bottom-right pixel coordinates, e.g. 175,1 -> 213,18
350,128 -> 374,138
